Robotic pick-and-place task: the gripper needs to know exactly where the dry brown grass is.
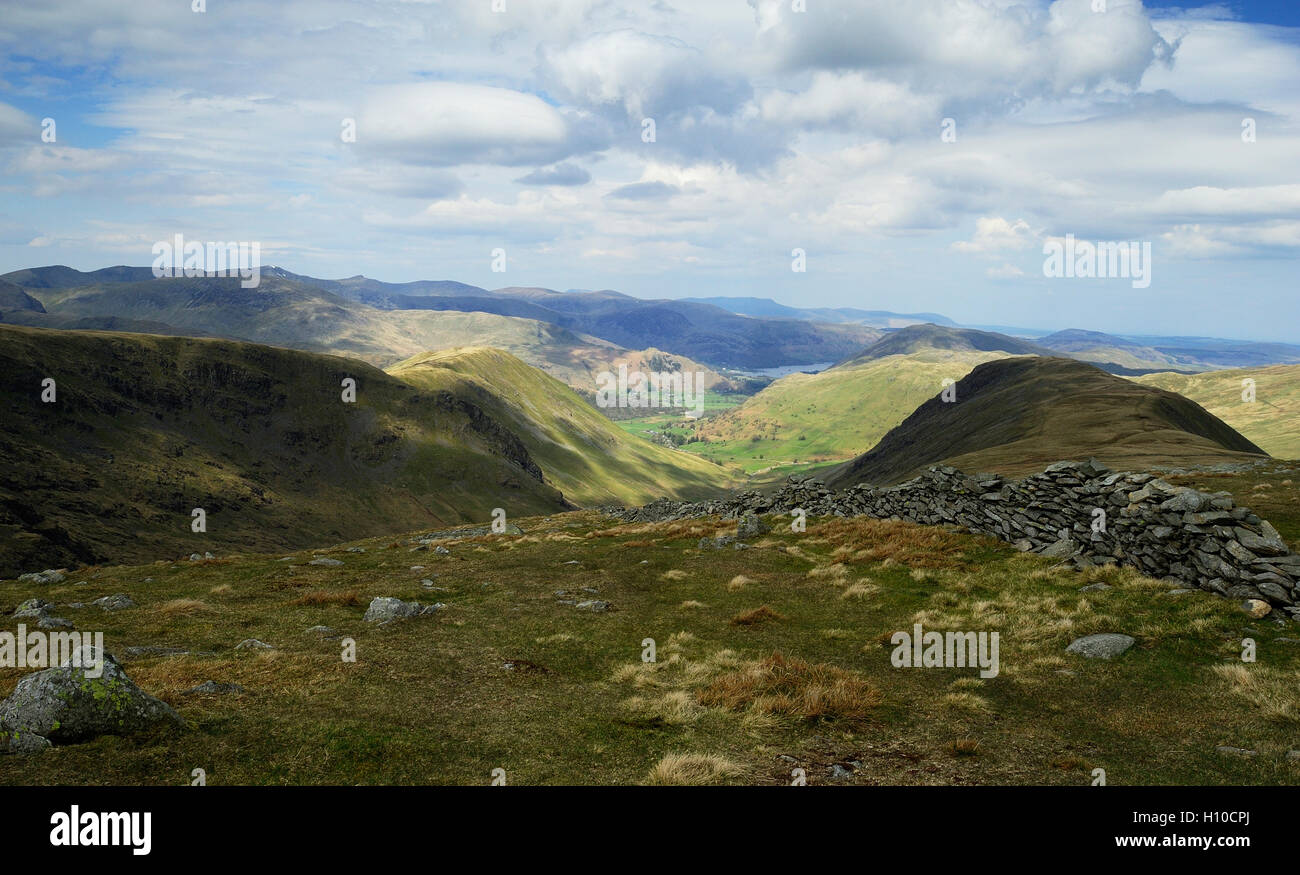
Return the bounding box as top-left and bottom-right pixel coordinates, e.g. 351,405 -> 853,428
660,570 -> 688,582
1211,663 -> 1300,723
813,517 -> 976,568
730,605 -> 784,626
645,752 -> 745,785
155,598 -> 214,617
727,574 -> 752,591
945,738 -> 981,757
290,590 -> 361,607
698,652 -> 881,721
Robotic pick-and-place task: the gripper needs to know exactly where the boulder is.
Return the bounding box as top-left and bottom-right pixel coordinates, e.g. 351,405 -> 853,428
1065,633 -> 1136,660
0,645 -> 184,745
363,597 -> 442,623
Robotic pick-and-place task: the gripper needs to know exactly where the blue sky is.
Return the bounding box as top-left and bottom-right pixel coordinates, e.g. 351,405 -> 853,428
0,0 -> 1298,341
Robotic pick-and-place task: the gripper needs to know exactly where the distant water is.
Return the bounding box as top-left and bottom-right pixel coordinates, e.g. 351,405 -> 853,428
736,362 -> 835,379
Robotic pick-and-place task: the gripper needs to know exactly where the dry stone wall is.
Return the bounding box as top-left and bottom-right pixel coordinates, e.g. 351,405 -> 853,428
615,460 -> 1300,621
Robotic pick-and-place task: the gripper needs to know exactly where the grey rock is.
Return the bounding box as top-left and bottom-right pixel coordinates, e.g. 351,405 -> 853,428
574,600 -> 612,612
16,570 -> 66,585
363,596 -> 441,623
234,638 -> 273,650
92,594 -> 135,612
1065,633 -> 1136,660
12,598 -> 53,620
309,557 -> 344,567
0,644 -> 184,744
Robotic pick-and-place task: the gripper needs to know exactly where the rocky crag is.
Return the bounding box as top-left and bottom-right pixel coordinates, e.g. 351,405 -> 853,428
612,460 -> 1300,620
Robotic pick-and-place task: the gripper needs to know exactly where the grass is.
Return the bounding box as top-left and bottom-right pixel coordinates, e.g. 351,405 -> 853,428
2,485 -> 1298,786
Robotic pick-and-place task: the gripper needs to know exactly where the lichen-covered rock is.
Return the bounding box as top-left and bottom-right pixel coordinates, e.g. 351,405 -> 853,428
92,594 -> 136,612
0,645 -> 184,745
16,570 -> 65,585
363,596 -> 442,623
12,598 -> 53,620
737,513 -> 769,539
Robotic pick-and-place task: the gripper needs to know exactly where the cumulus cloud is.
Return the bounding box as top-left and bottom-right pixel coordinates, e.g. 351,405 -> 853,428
356,82 -> 596,167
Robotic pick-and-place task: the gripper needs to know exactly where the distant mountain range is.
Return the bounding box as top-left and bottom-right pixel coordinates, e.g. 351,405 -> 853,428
678,296 -> 956,328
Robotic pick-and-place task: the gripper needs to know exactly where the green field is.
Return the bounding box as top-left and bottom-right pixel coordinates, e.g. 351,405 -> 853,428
617,351 -> 1006,477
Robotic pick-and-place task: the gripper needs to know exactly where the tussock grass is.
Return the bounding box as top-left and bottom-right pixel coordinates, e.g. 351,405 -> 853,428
1211,663 -> 1300,724
156,599 -> 214,616
726,575 -> 751,591
660,570 -> 688,581
645,752 -> 744,785
730,605 -> 784,626
698,652 -> 881,721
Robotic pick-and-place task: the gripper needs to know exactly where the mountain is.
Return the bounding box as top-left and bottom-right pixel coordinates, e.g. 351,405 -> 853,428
1135,364 -> 1300,460
826,357 -> 1268,487
3,265 -> 877,374
1037,329 -> 1203,372
1122,335 -> 1300,370
387,347 -> 736,505
4,273 -> 736,396
0,324 -> 569,576
837,324 -> 1055,366
679,296 -> 955,328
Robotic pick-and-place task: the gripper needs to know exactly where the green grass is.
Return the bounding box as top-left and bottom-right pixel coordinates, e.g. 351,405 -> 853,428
388,347 -> 738,506
4,480 -> 1298,785
619,351 -> 1006,476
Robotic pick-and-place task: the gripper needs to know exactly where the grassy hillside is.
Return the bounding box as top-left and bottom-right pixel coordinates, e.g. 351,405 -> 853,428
5,478 -> 1299,785
839,324 -> 1054,366
828,357 -> 1267,487
649,350 -> 1008,476
1135,365 -> 1300,460
0,324 -> 568,577
388,347 -> 736,505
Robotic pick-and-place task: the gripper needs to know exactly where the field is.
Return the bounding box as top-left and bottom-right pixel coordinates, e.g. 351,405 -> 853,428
5,464 -> 1298,786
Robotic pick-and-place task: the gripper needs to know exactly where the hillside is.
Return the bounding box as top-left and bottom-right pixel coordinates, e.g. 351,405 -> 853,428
1135,364 -> 1300,460
0,324 -> 568,576
668,349 -> 1010,475
387,347 -> 736,505
838,324 -> 1053,366
827,357 -> 1268,487
6,477 -> 1300,785
1037,329 -> 1202,373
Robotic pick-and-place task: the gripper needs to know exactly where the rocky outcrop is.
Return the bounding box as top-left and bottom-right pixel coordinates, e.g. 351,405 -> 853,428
611,460 -> 1300,620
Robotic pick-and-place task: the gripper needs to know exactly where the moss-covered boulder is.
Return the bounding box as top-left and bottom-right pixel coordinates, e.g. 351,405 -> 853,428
0,645 -> 184,749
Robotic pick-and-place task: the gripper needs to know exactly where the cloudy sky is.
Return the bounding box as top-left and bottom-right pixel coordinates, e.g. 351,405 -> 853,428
1,0 -> 1297,340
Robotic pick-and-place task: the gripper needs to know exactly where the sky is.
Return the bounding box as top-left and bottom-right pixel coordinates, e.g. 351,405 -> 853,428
0,0 -> 1297,341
